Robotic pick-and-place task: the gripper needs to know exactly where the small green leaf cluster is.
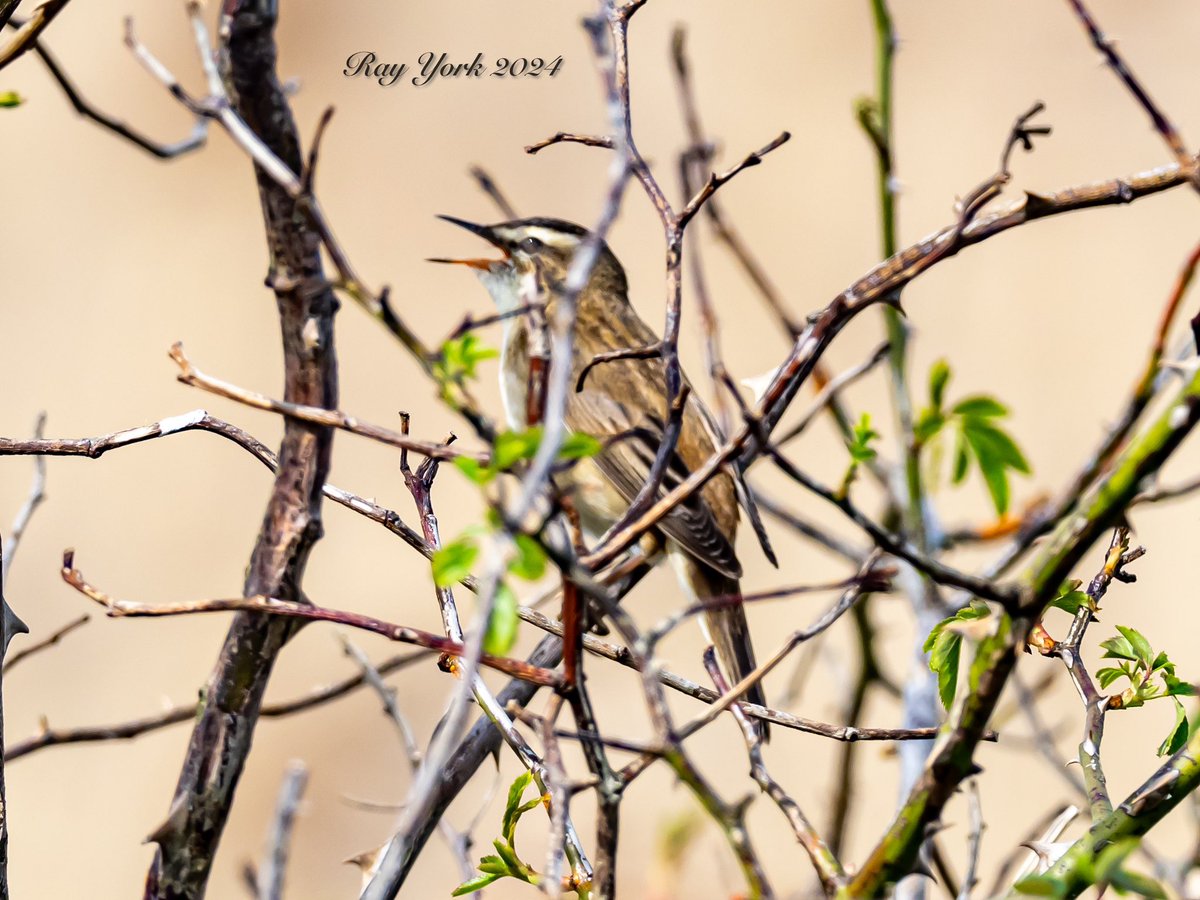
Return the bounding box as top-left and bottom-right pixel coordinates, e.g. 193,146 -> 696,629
0,92 -> 22,108
1096,626 -> 1195,756
430,523 -> 543,657
839,413 -> 879,497
915,359 -> 1030,515
454,426 -> 601,485
434,334 -> 498,385
453,771 -> 546,895
1047,579 -> 1092,616
924,600 -> 992,709
1014,838 -> 1165,897
438,426 -> 601,656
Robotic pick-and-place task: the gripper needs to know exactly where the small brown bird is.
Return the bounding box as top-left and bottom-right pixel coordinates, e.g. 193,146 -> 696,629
433,216 -> 768,726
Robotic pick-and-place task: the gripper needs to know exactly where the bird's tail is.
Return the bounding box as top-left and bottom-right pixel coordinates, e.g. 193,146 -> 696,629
671,551 -> 768,741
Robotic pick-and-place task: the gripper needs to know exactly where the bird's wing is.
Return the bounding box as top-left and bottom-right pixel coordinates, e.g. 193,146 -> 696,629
565,372 -> 743,580
693,395 -> 779,569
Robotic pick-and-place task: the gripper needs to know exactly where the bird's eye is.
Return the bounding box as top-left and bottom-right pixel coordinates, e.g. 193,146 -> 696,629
519,236 -> 543,253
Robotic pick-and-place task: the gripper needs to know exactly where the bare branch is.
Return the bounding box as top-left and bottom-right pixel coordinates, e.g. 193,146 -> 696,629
255,762 -> 308,900
2,412 -> 46,582
3,614 -> 87,673
61,551 -> 559,687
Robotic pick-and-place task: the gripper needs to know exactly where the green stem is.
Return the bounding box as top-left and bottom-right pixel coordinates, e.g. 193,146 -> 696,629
1009,724 -> 1200,897
844,365 -> 1200,897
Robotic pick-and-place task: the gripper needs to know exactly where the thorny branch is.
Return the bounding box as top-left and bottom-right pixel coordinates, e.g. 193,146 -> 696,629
6,1 -> 1200,898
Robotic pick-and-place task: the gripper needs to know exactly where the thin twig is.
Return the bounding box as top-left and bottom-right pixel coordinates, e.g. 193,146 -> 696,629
2,412 -> 47,581
703,648 -> 844,894
1063,0 -> 1199,189
7,648 -> 428,763
255,762 -> 308,900
3,614 -> 87,673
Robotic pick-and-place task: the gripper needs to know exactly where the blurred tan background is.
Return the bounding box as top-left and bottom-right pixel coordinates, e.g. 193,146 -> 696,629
3,1 -> 1200,897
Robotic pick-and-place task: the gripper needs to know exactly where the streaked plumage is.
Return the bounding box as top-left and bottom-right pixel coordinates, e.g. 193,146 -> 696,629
434,216 -> 767,729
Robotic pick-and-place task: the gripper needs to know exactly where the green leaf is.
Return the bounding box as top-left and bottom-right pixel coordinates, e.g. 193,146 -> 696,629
1109,869 -> 1167,898
484,584 -> 519,657
509,534 -> 547,581
1050,589 -> 1090,615
929,359 -> 951,410
1100,633 -> 1137,662
0,91 -> 22,108
1096,667 -> 1128,690
492,838 -> 525,876
493,428 -> 544,470
925,601 -> 990,709
502,771 -> 533,843
1158,697 -> 1189,757
432,537 -> 479,588
1165,675 -> 1196,697
1013,874 -> 1068,897
476,855 -> 510,875
952,395 -> 1008,418
951,428 -> 970,484
452,872 -> 502,895
1094,838 -> 1138,886
965,419 -> 1031,473
847,413 -> 879,463
559,432 -> 603,460
913,409 -> 945,445
453,456 -> 495,485
962,419 -> 1030,515
436,334 -> 499,383
1116,625 -> 1154,668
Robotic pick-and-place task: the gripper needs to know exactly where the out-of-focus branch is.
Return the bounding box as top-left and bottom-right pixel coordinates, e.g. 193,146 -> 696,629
2,412 -> 46,581
3,614 -> 87,673
6,647 -> 427,763
1063,0 -> 1199,190
254,762 -> 307,900
467,165 -> 517,219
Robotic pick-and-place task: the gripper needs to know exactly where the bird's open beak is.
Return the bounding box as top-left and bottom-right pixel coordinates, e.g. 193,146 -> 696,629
427,215 -> 510,270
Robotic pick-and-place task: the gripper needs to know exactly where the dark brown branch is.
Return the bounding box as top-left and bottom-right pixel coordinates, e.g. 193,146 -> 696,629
677,131 -> 791,229
1063,0 -> 1199,188
139,2 -> 338,893
516,605 -> 970,742
574,342 -> 662,393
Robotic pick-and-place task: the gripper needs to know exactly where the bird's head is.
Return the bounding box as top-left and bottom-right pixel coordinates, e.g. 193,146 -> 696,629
430,216 -> 626,313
